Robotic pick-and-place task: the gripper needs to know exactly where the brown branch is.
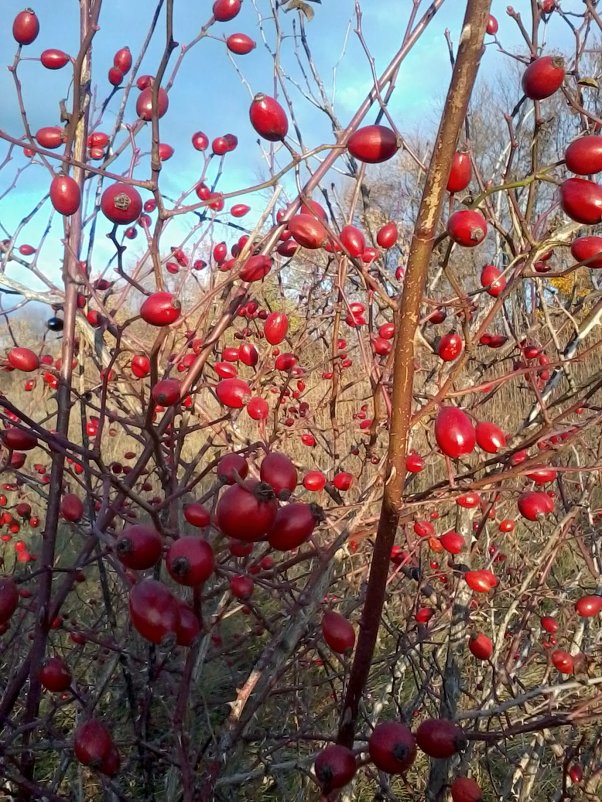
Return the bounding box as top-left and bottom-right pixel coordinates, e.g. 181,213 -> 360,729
336,0 -> 492,749
16,1 -> 99,794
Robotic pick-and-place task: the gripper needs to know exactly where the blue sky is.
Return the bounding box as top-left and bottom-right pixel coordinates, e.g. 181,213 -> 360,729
0,0 -> 583,297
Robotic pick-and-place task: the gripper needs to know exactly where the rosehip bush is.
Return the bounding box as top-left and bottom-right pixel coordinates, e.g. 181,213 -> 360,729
0,2 -> 600,801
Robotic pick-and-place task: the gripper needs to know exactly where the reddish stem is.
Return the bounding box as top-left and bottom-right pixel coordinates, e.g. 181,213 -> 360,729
336,0 -> 493,749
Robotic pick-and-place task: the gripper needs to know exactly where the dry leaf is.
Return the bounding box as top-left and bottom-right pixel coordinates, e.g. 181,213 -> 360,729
577,76 -> 599,89
284,0 -> 318,20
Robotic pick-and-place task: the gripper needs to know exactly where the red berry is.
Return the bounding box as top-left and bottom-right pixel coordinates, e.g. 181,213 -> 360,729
540,616 -> 558,633
434,407 -> 476,459
416,719 -> 466,758
175,603 -> 201,647
74,719 -> 113,768
61,494 -> 84,523
551,649 -> 574,674
368,721 -> 417,774
456,491 -> 480,509
131,354 -> 151,377
151,378 -> 181,406
158,143 -> 174,161
240,254 -> 272,282
217,453 -> 249,484
415,606 -> 434,623
405,452 -> 424,473
574,595 -> 602,617
166,536 -> 215,586
113,46 -> 132,74
333,471 -> 353,491
136,86 -> 169,120
376,221 -> 398,248
101,183 -> 142,224
314,745 -> 357,792
560,178 -> 602,225
260,452 -> 298,495
340,224 -> 365,257
13,9 -> 39,45
486,15 -> 499,35
39,656 -> 72,692
464,569 -> 497,593
215,377 -> 251,408
212,136 -> 231,156
249,94 -> 289,141
267,502 -> 318,550
213,0 -> 241,22
36,127 -> 65,149
128,579 -> 179,644
475,421 -> 506,453
321,610 -> 355,653
115,525 -> 162,570
347,125 -> 399,163
451,776 -> 483,802
216,480 -> 278,542
140,292 -> 181,326
570,235 -> 602,268
247,396 -> 269,420
288,215 -> 329,249
230,574 -> 254,599
264,311 -> 289,344
438,332 -> 463,361
468,632 -> 493,660
414,520 -> 434,538
480,264 -> 506,296
440,530 -> 465,555
522,55 -> 565,100
214,361 -> 237,379
447,151 -> 472,193
226,33 -> 256,54
303,470 -> 326,491
50,175 -> 81,216
192,131 -> 209,151
2,427 -> 37,451
183,503 -> 211,528
231,203 -> 251,217
565,135 -> 602,175
447,210 -> 487,247
108,66 -> 123,86
89,131 -> 110,148
298,198 -> 328,220
7,347 -> 39,372
517,491 -> 555,521
525,467 -> 557,484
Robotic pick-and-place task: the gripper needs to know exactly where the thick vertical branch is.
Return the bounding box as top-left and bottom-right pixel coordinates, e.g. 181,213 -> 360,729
16,0 -> 97,792
337,0 -> 492,748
